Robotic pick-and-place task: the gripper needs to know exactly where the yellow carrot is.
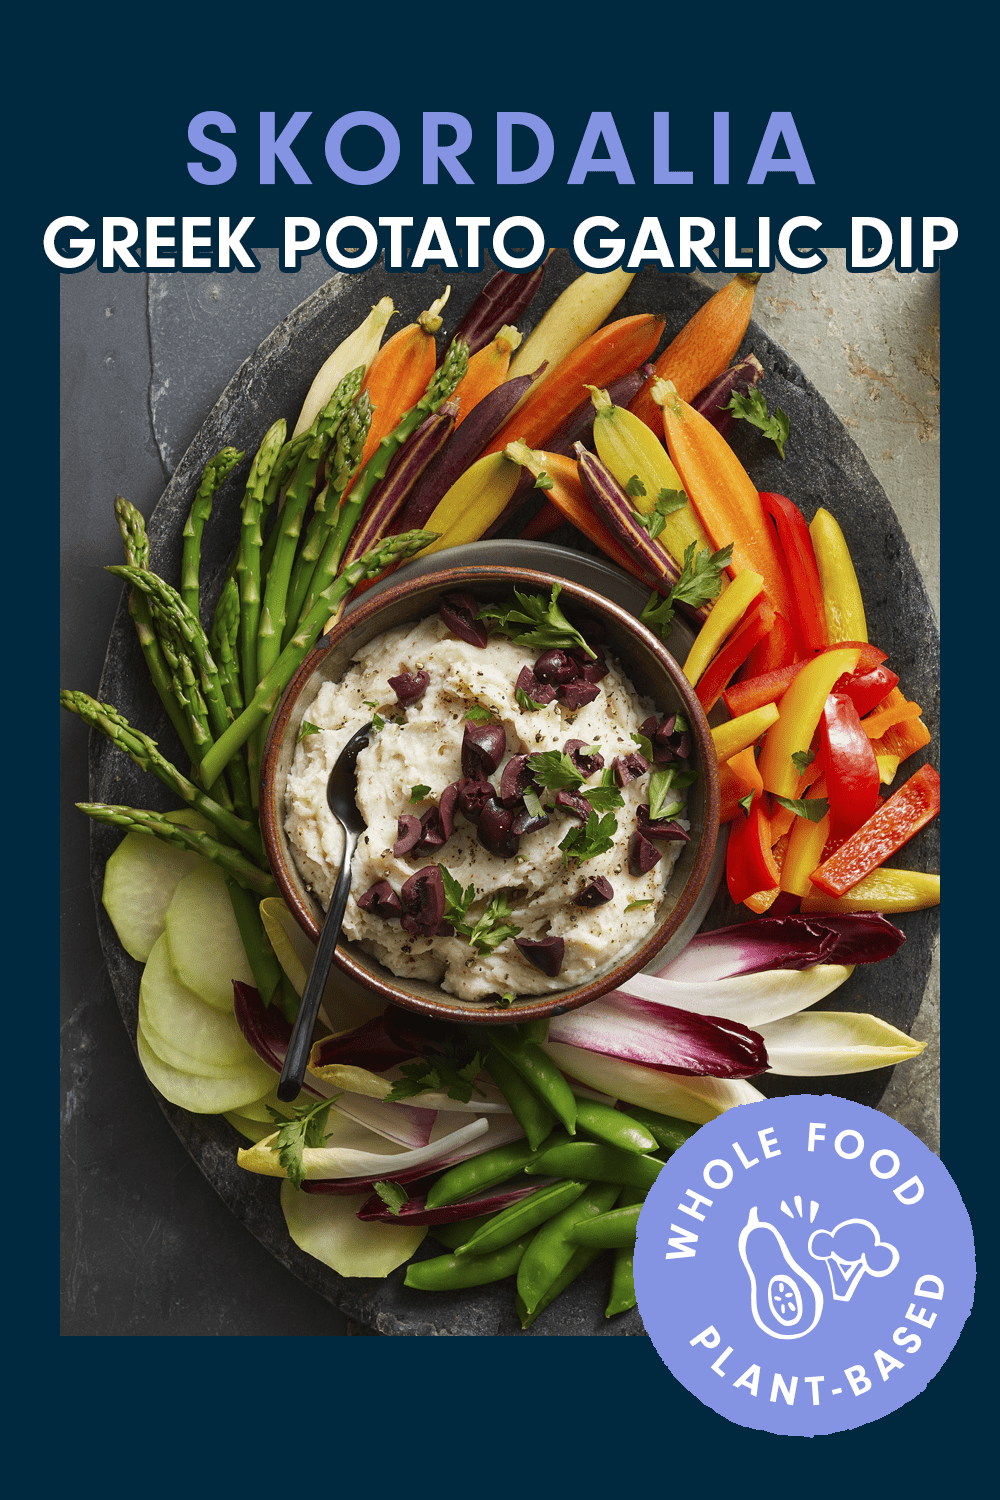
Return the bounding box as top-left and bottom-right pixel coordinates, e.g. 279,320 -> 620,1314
507,268 -> 635,387
294,297 -> 395,438
417,453 -> 522,554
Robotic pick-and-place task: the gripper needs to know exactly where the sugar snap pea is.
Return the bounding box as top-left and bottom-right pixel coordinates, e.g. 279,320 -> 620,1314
429,1215 -> 494,1251
404,1234 -> 533,1291
488,1031 -> 577,1135
567,1201 -> 642,1249
525,1142 -> 663,1193
486,1047 -> 555,1150
455,1179 -> 587,1258
517,1246 -> 603,1330
574,1098 -> 658,1154
605,1186 -> 645,1318
617,1104 -> 701,1154
516,1180 -> 620,1320
424,1127 -> 572,1208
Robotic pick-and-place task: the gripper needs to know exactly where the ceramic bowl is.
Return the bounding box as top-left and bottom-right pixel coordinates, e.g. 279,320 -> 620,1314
260,563 -> 720,1025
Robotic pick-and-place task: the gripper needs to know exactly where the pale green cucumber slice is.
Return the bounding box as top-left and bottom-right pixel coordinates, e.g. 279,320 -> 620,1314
136,1023 -> 274,1114
164,862 -> 254,1012
101,811 -> 210,961
140,932 -> 256,1073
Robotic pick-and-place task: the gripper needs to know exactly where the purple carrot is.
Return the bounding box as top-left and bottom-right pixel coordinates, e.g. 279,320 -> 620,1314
446,263 -> 549,360
339,403 -> 456,570
574,445 -> 693,605
691,354 -> 765,439
393,369 -> 544,533
545,363 -> 655,458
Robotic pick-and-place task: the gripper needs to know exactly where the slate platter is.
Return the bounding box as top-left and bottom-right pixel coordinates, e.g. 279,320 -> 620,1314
89,254 -> 939,1336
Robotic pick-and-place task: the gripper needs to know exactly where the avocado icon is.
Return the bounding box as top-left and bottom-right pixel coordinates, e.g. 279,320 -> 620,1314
738,1206 -> 825,1340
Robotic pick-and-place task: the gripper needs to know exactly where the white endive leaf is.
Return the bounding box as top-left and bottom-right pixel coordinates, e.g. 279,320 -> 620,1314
238,1114 -> 494,1180
757,1011 -> 926,1075
331,1093 -> 436,1147
619,965 -> 854,1028
309,1056 -> 512,1113
542,1040 -> 765,1123
259,896 -> 388,1034
280,1181 -> 426,1278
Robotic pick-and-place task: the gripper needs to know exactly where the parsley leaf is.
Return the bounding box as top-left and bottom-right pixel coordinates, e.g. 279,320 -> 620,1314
791,748 -> 816,772
738,791 -> 755,817
639,542 -> 734,641
527,750 -> 585,791
631,729 -> 655,762
625,474 -> 647,498
297,720 -> 322,743
559,811 -> 618,865
493,992 -> 516,1009
373,1181 -> 409,1216
633,486 -> 689,542
363,701 -> 386,733
467,892 -> 522,956
724,388 -> 790,459
265,1098 -> 334,1190
409,784 -> 431,803
464,704 -> 493,724
522,787 -> 544,819
386,1053 -> 486,1104
582,768 -> 625,812
440,866 -> 476,930
515,686 -> 546,713
625,898 -> 655,912
477,583 -> 595,659
534,471 -> 554,491
773,793 -> 830,823
649,767 -> 691,822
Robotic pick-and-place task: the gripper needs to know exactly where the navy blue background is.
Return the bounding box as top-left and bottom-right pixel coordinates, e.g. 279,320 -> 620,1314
35,2 -> 987,1483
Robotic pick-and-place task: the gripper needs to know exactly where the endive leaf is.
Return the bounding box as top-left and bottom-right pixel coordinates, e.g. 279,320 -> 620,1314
238,1113 -> 494,1181
309,1056 -> 513,1113
259,897 -> 387,1033
756,1011 -> 926,1075
280,1180 -> 426,1278
619,964 -> 854,1029
657,913 -> 904,982
547,993 -> 767,1077
542,1040 -> 765,1123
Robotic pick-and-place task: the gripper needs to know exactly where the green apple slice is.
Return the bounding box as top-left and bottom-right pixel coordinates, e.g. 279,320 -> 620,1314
164,862 -> 254,1012
224,1111 -> 280,1143
139,933 -> 257,1076
136,1023 -> 275,1114
101,811 -> 210,961
280,1179 -> 426,1278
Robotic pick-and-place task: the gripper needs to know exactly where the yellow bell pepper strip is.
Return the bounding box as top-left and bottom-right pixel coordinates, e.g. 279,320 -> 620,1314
712,703 -> 780,764
809,508 -> 867,643
801,868 -> 940,914
718,746 -> 764,822
757,647 -> 861,799
683,570 -> 764,685
876,754 -> 901,785
588,387 -> 718,572
780,777 -> 832,897
416,452 -> 522,555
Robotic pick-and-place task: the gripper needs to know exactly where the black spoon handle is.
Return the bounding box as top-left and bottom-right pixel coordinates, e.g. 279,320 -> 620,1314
277,829 -> 357,1102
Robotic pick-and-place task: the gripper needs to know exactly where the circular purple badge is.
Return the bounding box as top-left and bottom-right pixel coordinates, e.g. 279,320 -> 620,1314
634,1095 -> 975,1436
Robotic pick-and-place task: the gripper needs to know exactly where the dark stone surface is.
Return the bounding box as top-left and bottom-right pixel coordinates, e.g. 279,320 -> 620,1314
64,254 -> 938,1336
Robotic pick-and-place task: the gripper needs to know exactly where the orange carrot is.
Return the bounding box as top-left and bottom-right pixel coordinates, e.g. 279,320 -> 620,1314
629,273 -> 762,431
451,326 -> 522,427
653,379 -> 800,637
520,501 -> 563,540
484,315 -> 665,459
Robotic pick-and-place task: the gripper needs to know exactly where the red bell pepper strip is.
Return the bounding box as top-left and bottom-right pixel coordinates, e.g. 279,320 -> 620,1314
820,691 -> 882,838
726,799 -> 780,905
696,599 -> 775,713
719,746 -> 764,822
809,763 -> 940,896
725,641 -> 889,718
834,663 -> 900,719
744,611 -> 798,676
759,492 -> 829,654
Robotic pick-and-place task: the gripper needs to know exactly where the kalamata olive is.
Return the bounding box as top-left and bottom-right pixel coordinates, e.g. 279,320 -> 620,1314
514,665 -> 556,706
555,789 -> 592,822
500,754 -> 536,807
457,775 -> 493,823
564,738 -> 605,775
572,877 -> 614,908
612,751 -> 650,787
439,593 -> 489,648
438,781 -> 460,839
672,733 -> 692,760
388,669 -> 430,707
478,797 -> 520,859
400,866 -> 449,936
413,806 -> 447,855
573,648 -> 609,684
558,680 -> 600,710
515,935 -> 565,976
393,815 -> 423,857
628,830 -> 662,876
461,720 -> 507,778
637,806 -> 691,842
533,649 -> 579,685
511,802 -> 550,837
357,881 -> 404,919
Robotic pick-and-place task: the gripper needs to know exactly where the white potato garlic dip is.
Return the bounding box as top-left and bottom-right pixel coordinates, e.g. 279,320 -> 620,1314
284,611 -> 690,1000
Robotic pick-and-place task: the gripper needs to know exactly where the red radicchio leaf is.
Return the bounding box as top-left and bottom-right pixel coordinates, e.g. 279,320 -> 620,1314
658,912 -> 906,983
547,992 -> 768,1077
356,1178 -> 554,1225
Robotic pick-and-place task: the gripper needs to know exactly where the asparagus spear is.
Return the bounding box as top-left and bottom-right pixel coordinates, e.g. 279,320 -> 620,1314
298,340 -> 469,624
114,497 -> 201,765
78,803 -> 277,894
61,691 -> 263,861
198,529 -> 438,787
209,577 -> 244,718
180,447 -> 244,619
235,421 -> 286,702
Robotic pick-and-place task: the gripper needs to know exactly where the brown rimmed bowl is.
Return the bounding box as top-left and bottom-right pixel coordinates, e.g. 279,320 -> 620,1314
260,563 -> 720,1026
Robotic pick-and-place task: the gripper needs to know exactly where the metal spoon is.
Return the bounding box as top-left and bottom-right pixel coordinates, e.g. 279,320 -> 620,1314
277,722 -> 372,1102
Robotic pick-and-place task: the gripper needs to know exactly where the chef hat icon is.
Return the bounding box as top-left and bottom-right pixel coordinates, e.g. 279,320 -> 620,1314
807,1218 -> 899,1302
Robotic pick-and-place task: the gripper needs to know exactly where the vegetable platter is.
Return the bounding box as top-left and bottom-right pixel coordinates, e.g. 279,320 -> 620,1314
74,252 -> 939,1336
